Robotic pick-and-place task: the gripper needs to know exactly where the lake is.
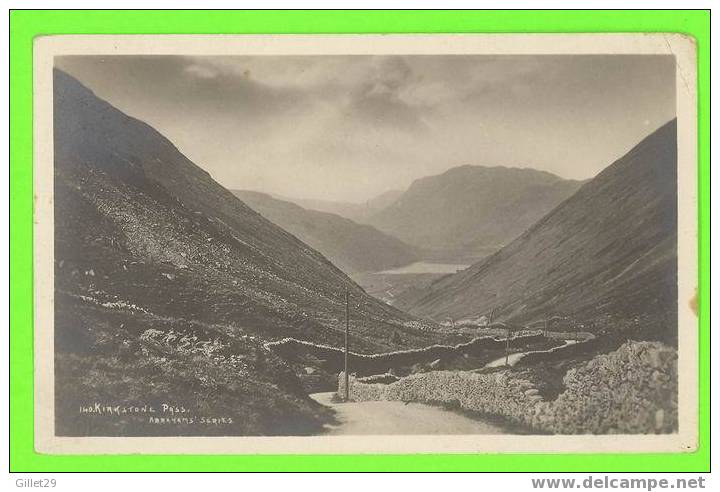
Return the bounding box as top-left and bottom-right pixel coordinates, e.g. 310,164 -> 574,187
378,261 -> 471,275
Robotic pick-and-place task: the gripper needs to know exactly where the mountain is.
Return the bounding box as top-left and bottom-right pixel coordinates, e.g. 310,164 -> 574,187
368,165 -> 583,256
52,69 -> 445,436
397,120 -> 677,341
277,188 -> 404,223
231,190 -> 419,274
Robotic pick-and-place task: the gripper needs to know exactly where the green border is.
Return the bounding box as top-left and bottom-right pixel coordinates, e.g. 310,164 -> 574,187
9,9 -> 710,472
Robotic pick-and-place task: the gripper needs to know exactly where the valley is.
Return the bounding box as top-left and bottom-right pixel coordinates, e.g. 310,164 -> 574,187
53,65 -> 680,437
350,261 -> 468,307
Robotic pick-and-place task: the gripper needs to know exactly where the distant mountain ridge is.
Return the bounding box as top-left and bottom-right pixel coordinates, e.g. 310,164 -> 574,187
276,188 -> 404,223
231,189 -> 420,274
367,164 -> 584,256
397,120 -> 678,340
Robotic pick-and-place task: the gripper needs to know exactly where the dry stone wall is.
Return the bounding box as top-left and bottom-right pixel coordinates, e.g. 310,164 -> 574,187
339,341 -> 677,434
269,332 -> 555,376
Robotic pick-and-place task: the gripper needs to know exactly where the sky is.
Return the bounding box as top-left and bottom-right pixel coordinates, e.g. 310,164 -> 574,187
56,55 -> 676,203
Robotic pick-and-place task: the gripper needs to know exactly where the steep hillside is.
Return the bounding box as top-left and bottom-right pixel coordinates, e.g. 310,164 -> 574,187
53,69 -> 445,436
54,68 -> 440,351
368,165 -> 583,256
397,121 -> 678,342
232,190 -> 419,274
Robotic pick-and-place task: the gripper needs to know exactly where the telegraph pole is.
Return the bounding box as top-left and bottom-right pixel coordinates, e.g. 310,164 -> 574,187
505,327 -> 510,366
344,287 -> 349,401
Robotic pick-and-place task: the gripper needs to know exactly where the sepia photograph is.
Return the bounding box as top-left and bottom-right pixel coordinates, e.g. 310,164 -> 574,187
32,34 -> 698,454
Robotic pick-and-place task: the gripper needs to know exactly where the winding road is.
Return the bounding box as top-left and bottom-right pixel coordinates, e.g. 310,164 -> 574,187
309,392 -> 504,435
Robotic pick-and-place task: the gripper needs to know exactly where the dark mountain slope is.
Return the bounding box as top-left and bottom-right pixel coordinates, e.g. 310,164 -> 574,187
232,190 -> 419,274
53,69 -> 445,436
54,68 -> 439,351
397,120 -> 677,341
368,165 -> 583,256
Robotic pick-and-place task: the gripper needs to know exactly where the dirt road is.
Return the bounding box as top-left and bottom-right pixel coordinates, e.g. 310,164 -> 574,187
309,392 -> 505,435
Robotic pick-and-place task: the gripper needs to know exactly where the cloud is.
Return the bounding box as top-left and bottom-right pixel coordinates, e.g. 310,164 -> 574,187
57,55 -> 308,120
341,58 -> 429,133
56,54 -> 676,202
